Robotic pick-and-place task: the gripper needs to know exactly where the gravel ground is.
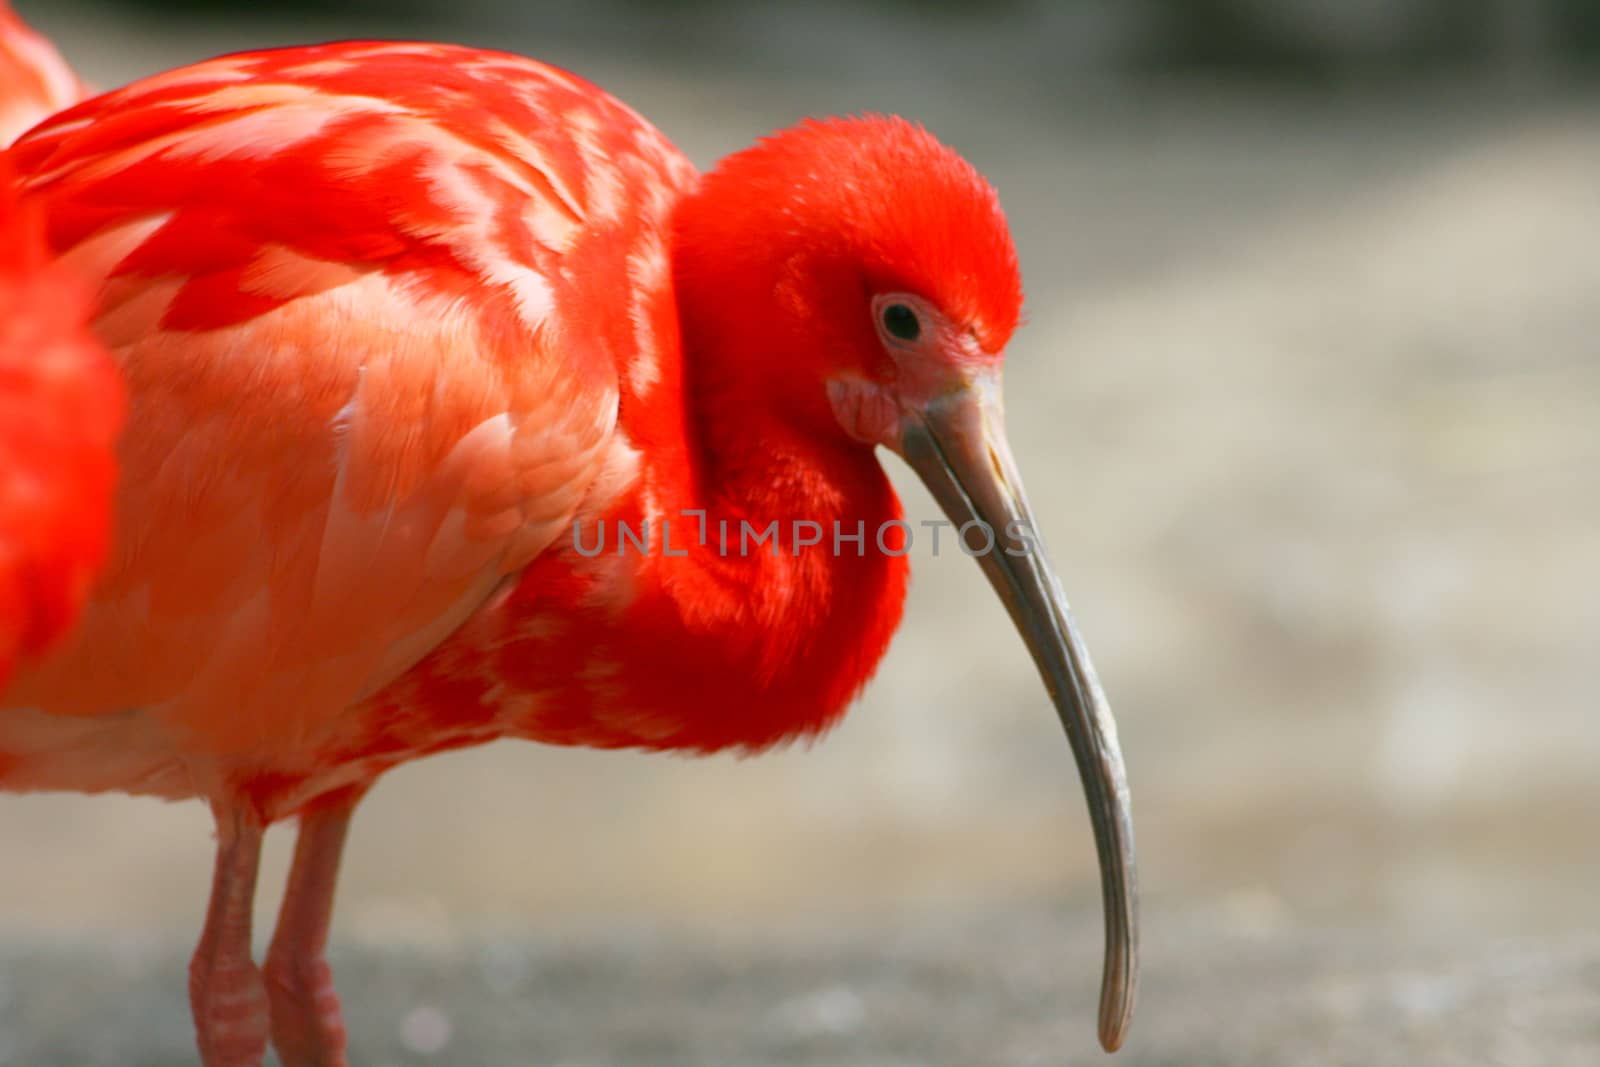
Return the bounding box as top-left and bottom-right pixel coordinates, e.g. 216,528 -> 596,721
4,907 -> 1596,1067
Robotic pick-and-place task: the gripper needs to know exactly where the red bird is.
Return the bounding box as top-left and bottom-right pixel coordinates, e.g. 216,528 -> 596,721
1,38 -> 1138,1067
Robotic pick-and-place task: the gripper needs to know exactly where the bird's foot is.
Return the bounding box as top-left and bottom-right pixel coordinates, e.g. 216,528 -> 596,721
188,952 -> 269,1067
264,949 -> 349,1067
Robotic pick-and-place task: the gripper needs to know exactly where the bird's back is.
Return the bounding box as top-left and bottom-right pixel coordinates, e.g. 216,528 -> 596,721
1,43 -> 697,796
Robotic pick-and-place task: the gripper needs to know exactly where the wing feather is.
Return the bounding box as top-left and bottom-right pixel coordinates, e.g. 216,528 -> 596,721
2,45 -> 641,764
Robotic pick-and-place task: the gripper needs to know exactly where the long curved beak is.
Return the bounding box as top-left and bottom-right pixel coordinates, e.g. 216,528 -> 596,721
892,374 -> 1139,1052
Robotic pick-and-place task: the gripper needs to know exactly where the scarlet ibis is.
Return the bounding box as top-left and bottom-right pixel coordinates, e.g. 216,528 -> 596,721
1,36 -> 1138,1066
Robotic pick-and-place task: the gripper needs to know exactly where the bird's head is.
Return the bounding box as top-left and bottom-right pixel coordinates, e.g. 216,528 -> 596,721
674,116 -> 1139,1051
674,116 -> 1021,444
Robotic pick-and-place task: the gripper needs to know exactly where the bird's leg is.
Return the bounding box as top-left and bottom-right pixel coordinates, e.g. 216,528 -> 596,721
189,803 -> 270,1067
264,789 -> 362,1067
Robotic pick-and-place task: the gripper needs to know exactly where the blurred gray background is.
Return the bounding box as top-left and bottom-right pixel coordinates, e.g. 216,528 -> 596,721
3,1 -> 1598,1064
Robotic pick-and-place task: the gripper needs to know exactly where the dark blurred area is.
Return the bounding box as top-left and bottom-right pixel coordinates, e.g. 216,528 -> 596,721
91,0 -> 1600,77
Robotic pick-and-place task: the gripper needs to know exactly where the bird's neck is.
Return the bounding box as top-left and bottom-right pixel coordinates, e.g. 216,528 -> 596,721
625,383 -> 907,747
692,392 -> 887,533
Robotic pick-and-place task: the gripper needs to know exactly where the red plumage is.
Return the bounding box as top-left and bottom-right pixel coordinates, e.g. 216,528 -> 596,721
0,153 -> 121,685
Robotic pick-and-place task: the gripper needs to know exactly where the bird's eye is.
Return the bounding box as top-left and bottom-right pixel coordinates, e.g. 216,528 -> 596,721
881,303 -> 921,342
